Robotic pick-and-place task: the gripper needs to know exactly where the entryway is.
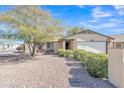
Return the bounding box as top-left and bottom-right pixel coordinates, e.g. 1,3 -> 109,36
65,41 -> 71,50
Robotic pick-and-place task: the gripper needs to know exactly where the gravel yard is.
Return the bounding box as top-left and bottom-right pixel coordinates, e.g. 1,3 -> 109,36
0,53 -> 114,88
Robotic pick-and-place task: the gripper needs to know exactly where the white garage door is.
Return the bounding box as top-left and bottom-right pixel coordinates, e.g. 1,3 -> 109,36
77,41 -> 106,53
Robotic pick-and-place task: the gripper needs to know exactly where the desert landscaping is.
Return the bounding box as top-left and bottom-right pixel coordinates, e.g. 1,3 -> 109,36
0,52 -> 114,88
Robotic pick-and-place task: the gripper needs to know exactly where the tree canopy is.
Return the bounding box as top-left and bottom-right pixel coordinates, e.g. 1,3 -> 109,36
0,6 -> 64,57
67,26 -> 88,36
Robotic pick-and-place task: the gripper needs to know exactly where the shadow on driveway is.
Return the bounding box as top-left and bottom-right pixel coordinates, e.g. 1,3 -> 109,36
0,53 -> 30,66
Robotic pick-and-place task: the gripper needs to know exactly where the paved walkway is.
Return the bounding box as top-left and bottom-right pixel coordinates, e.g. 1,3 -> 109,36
0,54 -> 114,88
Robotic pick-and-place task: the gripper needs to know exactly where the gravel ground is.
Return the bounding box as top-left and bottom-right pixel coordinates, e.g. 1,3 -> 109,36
0,53 -> 115,88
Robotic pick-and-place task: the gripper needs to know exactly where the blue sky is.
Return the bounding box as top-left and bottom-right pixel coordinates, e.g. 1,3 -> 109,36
0,5 -> 124,35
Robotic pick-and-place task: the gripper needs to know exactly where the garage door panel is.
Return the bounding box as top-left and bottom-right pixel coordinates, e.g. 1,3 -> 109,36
77,41 -> 106,53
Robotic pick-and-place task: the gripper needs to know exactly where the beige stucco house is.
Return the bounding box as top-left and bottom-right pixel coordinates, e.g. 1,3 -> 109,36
109,34 -> 124,49
43,29 -> 114,54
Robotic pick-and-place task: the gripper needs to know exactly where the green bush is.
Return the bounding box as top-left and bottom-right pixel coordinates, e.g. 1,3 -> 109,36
79,51 -> 89,65
58,48 -> 108,78
64,50 -> 73,58
16,46 -> 22,51
58,49 -> 73,58
73,49 -> 88,64
58,49 -> 66,57
73,49 -> 82,61
16,45 -> 25,52
86,53 -> 108,78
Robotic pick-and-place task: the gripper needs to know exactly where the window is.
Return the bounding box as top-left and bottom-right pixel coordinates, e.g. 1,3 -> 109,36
47,42 -> 54,49
47,43 -> 51,49
116,43 -> 122,48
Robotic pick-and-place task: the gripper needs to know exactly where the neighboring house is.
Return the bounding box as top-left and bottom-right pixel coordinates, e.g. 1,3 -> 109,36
0,38 -> 23,51
44,29 -> 114,54
0,39 -> 14,50
109,34 -> 124,48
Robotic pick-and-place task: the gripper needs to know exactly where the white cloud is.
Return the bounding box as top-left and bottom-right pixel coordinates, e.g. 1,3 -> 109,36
79,21 -> 124,34
109,18 -> 124,23
110,28 -> 124,33
113,5 -> 124,16
101,23 -> 117,28
77,5 -> 84,8
118,11 -> 124,16
87,20 -> 97,23
79,21 -> 117,30
86,22 -> 117,29
92,7 -> 112,18
109,18 -> 117,22
114,5 -> 124,10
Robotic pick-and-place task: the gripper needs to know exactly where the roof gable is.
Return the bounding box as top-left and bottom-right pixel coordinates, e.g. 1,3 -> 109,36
65,29 -> 114,40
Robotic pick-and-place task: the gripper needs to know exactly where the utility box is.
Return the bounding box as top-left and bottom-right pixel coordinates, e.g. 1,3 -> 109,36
108,48 -> 124,88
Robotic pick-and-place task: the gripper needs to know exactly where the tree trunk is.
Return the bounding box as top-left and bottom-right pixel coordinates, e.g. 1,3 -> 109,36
31,42 -> 37,57
36,43 -> 42,53
25,41 -> 37,57
31,45 -> 36,57
22,44 -> 25,53
25,42 -> 33,58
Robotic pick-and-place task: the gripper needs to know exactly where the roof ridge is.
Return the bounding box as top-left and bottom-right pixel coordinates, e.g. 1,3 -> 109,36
65,29 -> 114,39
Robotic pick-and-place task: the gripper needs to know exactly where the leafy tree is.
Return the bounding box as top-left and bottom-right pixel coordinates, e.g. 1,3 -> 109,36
67,26 -> 88,36
0,6 -> 63,57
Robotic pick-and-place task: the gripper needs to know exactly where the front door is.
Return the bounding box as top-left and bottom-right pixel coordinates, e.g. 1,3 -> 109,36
65,41 -> 70,50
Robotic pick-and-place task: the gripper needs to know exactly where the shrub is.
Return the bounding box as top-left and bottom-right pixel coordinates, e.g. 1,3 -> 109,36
86,53 -> 108,78
79,50 -> 89,65
58,49 -> 73,58
16,45 -> 24,52
64,50 -> 73,58
16,46 -> 22,51
58,48 -> 108,78
73,49 -> 82,61
58,49 -> 66,57
73,49 -> 88,63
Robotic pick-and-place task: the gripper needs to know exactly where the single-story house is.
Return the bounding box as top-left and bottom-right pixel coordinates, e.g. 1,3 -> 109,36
43,29 -> 114,54
109,34 -> 124,48
0,39 -> 25,52
0,39 -> 16,50
41,36 -> 62,53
